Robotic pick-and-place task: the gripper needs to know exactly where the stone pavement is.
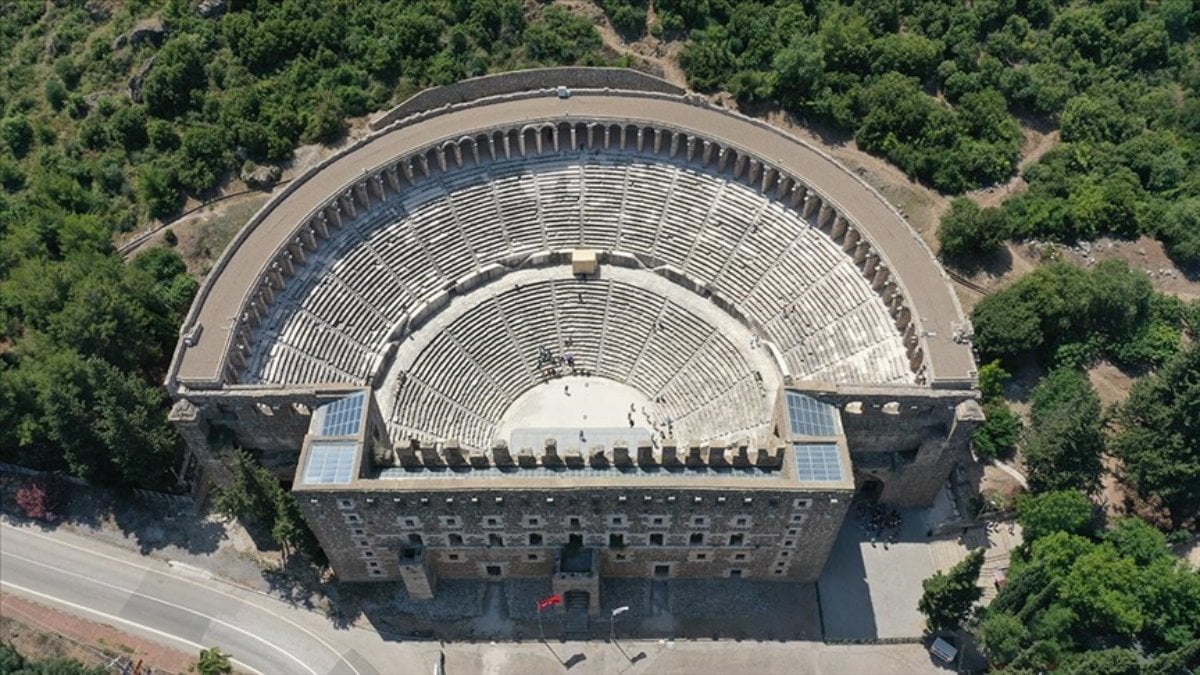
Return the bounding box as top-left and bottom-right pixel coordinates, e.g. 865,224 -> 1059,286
0,591 -> 196,674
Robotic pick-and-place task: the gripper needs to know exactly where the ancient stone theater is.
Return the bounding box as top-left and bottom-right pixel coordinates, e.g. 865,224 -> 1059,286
166,68 -> 982,609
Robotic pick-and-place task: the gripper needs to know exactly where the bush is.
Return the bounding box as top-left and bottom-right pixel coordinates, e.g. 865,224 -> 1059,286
163,228 -> 178,246
973,400 -> 1021,460
14,475 -> 68,522
0,115 -> 34,157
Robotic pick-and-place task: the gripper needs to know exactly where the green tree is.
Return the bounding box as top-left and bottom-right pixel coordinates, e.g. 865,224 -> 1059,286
1017,490 -> 1093,542
977,611 -> 1028,666
143,37 -> 207,118
1110,343 -> 1200,527
138,161 -> 180,219
1024,368 -> 1104,493
197,646 -> 233,674
918,548 -> 984,633
938,198 -> 1010,259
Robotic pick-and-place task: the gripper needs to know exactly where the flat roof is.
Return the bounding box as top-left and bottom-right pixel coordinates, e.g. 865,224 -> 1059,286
171,89 -> 974,389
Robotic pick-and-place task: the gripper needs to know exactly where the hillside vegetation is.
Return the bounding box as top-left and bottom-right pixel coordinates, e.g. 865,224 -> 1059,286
0,0 -> 604,485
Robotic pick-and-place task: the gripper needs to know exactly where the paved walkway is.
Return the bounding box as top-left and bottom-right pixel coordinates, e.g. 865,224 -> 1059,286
1,591 -> 196,674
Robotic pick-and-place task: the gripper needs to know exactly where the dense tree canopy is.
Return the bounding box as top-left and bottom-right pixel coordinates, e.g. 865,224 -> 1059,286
0,1 -> 604,489
977,520 -> 1200,672
1109,343 -> 1200,528
971,260 -> 1186,370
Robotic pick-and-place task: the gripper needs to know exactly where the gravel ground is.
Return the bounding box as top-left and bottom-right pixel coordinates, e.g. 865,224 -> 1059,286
669,579 -> 798,618
505,579 -> 555,620
599,579 -> 650,617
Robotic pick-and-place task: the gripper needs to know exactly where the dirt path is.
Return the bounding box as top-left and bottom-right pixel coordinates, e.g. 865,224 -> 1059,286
554,0 -> 690,88
967,127 -> 1060,210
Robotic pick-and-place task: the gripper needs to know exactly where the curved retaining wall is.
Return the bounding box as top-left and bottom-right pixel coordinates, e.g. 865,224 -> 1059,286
370,67 -> 685,130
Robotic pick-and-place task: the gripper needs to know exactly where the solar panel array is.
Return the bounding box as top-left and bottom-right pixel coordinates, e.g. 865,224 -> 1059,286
318,392 -> 365,437
793,443 -> 844,482
786,392 -> 840,437
303,441 -> 358,484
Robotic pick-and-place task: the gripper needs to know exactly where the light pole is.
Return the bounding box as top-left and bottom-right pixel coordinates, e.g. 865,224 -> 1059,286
610,605 -> 629,643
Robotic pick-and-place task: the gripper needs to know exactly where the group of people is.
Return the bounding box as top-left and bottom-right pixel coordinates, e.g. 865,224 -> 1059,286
538,346 -> 586,382
857,501 -> 903,549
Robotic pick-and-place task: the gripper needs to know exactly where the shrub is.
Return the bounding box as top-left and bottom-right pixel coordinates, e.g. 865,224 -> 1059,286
14,476 -> 67,522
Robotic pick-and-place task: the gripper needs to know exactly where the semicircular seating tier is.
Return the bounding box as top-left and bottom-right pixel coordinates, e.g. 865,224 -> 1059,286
382,277 -> 772,450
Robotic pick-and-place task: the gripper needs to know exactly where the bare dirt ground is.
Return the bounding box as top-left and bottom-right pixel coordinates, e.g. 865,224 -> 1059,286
1088,360 -> 1138,408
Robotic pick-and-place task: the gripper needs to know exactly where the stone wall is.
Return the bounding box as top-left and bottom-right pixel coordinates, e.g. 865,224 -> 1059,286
296,486 -> 851,597
808,386 -> 982,507
370,67 -> 685,130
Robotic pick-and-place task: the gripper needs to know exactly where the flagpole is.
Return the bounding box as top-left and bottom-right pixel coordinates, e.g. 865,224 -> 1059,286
537,602 -> 545,642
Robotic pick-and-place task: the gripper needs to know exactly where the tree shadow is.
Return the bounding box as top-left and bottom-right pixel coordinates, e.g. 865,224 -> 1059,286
943,245 -> 1015,280
0,472 -> 227,556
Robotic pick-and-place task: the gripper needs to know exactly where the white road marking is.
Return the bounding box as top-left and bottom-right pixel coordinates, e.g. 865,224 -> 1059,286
1,549 -> 317,675
0,521 -> 361,675
0,580 -> 263,675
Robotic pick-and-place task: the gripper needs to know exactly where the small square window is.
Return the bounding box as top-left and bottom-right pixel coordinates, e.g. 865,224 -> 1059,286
339,499 -> 354,509
448,553 -> 461,561
781,551 -> 790,557
353,529 -> 364,535
793,499 -> 812,509
528,553 -> 538,561
569,517 -> 581,528
696,553 -> 707,560
774,570 -> 784,576
650,533 -> 664,546
368,561 -> 379,568
370,569 -> 383,577
652,517 -> 664,526
405,518 -> 417,527
615,553 -> 628,561
736,517 -> 748,527
364,550 -> 374,557
788,529 -> 798,536
734,553 -> 746,561
345,514 -> 361,523
693,516 -> 707,526
487,517 -> 499,526
611,516 -> 625,526
784,540 -> 794,547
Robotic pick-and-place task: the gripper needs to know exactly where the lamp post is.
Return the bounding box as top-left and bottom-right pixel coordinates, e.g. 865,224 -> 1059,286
610,605 -> 629,643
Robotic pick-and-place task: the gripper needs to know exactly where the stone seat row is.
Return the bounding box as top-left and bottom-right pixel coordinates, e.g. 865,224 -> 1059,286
245,151 -> 905,391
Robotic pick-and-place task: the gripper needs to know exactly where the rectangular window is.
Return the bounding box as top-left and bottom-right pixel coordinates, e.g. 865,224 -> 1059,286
569,517 -> 582,528
609,533 -> 625,548
486,565 -> 502,577
652,517 -> 665,526
529,533 -> 543,546
734,553 -> 747,561
448,533 -> 464,546
447,553 -> 462,562
488,533 -> 504,547
693,516 -> 708,527
689,533 -> 704,545
730,534 -> 744,546
525,516 -> 541,527
528,553 -> 540,561
610,515 -> 625,527
793,499 -> 812,509
735,517 -> 748,527
650,533 -> 664,546
729,569 -> 743,578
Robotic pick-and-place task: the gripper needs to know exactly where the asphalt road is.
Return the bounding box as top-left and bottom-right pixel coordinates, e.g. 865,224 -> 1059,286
0,521 -> 373,675
0,519 -> 942,674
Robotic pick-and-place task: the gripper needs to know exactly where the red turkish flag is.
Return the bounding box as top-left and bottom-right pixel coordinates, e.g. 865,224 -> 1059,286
536,594 -> 563,612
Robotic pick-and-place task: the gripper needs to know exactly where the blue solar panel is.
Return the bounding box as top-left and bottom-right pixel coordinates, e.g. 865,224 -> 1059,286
318,392 -> 365,437
786,392 -> 839,437
793,443 -> 844,482
303,441 -> 358,484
